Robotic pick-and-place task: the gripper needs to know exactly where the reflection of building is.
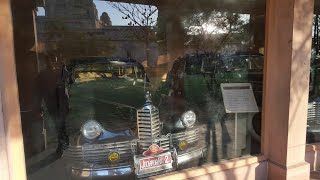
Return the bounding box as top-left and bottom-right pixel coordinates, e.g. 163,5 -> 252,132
37,26 -> 159,64
43,0 -> 100,29
36,0 -> 159,66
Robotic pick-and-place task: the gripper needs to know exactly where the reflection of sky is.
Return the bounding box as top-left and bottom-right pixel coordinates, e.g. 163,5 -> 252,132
37,7 -> 45,16
36,1 -> 157,26
94,0 -> 128,26
94,1 -> 158,26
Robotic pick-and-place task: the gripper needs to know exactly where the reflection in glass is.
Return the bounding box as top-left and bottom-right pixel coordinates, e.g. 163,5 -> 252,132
15,0 -> 266,179
307,9 -> 320,144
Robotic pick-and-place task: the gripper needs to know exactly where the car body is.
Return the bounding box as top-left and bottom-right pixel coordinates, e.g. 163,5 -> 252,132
218,52 -> 264,145
183,52 -> 264,106
307,60 -> 320,143
215,52 -> 264,106
306,100 -> 320,143
194,52 -> 264,154
61,57 -> 207,179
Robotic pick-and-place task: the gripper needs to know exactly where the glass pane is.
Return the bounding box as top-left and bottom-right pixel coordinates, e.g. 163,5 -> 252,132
307,5 -> 320,144
12,0 -> 266,179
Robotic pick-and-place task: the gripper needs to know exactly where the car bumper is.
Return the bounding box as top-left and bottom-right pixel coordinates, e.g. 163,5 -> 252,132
176,145 -> 207,169
67,147 -> 206,179
70,164 -> 134,180
307,127 -> 320,143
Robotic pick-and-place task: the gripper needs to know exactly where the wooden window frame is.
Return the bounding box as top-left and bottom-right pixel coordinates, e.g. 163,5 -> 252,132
0,0 -> 315,179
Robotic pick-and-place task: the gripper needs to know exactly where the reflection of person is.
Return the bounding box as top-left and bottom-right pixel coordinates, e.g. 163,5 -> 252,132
167,57 -> 186,97
37,57 -> 69,156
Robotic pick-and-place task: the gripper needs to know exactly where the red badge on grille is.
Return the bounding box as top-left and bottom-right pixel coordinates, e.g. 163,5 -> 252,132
142,144 -> 164,156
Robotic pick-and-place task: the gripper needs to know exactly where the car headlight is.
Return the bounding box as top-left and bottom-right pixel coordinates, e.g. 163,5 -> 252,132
81,120 -> 102,140
181,110 -> 196,128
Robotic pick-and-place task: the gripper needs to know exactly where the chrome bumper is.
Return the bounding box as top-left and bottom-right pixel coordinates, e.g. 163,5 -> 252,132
70,164 -> 134,180
176,145 -> 207,169
68,147 -> 206,179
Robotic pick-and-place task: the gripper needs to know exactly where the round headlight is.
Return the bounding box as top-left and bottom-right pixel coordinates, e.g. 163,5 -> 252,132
81,120 -> 102,140
181,110 -> 196,128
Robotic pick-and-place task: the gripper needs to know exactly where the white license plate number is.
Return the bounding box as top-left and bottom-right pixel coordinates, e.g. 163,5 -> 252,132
137,152 -> 173,175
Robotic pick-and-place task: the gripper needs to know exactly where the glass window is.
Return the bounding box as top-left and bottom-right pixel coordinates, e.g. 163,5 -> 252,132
14,0 -> 266,179
307,6 -> 320,144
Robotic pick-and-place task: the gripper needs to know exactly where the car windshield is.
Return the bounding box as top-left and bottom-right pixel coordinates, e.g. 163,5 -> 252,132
66,60 -> 148,133
73,62 -> 145,83
224,55 -> 263,70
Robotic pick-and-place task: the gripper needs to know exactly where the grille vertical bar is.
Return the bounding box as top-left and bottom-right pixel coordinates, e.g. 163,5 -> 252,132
137,103 -> 161,151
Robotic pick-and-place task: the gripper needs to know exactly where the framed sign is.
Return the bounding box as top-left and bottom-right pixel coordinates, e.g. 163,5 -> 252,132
221,83 -> 259,113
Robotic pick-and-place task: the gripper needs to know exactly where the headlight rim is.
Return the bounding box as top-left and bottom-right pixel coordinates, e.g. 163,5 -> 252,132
81,120 -> 103,140
180,110 -> 197,128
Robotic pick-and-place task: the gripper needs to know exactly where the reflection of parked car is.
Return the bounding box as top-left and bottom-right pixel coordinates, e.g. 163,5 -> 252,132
219,52 -> 264,150
306,101 -> 320,143
307,59 -> 320,143
181,51 -> 264,146
62,57 -> 207,179
216,52 -> 264,106
184,53 -> 222,75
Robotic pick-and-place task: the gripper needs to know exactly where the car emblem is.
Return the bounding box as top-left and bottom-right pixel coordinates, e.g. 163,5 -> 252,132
178,140 -> 188,150
108,152 -> 120,162
142,144 -> 164,156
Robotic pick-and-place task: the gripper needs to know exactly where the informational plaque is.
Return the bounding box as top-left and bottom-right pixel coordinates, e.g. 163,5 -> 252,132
221,83 -> 259,113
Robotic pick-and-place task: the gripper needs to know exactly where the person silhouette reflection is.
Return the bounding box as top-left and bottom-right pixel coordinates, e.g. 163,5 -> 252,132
37,57 -> 69,157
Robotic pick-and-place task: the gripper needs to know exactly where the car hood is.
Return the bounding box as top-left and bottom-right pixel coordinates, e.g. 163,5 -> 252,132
77,129 -> 136,145
66,78 -> 146,134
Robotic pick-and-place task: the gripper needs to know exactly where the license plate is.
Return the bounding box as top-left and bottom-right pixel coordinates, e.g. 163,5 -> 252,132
137,152 -> 173,175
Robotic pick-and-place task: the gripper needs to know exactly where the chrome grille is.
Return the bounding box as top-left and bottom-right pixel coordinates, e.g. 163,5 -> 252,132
137,103 -> 161,151
154,135 -> 170,152
63,140 -> 133,164
172,128 -> 199,145
308,101 -> 320,124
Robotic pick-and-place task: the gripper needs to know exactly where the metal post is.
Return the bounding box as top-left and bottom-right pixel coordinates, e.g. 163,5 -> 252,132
235,112 -> 238,156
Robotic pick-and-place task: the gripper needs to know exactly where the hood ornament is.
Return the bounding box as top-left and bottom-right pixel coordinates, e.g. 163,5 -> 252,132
145,91 -> 152,104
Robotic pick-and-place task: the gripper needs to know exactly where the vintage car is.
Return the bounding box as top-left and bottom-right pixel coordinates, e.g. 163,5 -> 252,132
218,52 -> 264,150
61,57 -> 207,179
182,52 -> 264,105
215,52 -> 264,106
307,60 -> 320,143
195,52 -> 264,154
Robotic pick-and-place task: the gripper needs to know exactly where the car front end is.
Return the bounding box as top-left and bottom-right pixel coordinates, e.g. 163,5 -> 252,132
62,57 -> 207,179
171,126 -> 207,169
63,93 -> 178,179
63,121 -> 136,180
65,142 -> 135,180
160,100 -> 208,169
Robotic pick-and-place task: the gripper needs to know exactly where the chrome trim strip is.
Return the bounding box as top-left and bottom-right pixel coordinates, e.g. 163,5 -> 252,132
177,147 -> 206,167
71,165 -> 134,180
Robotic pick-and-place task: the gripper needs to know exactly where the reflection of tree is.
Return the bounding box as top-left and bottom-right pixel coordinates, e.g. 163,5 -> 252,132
184,11 -> 249,54
182,12 -> 250,96
311,11 -> 320,100
43,20 -> 114,63
107,2 -> 158,66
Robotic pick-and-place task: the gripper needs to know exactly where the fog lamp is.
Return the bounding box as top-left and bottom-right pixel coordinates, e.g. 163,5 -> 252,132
108,152 -> 120,162
178,140 -> 188,151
